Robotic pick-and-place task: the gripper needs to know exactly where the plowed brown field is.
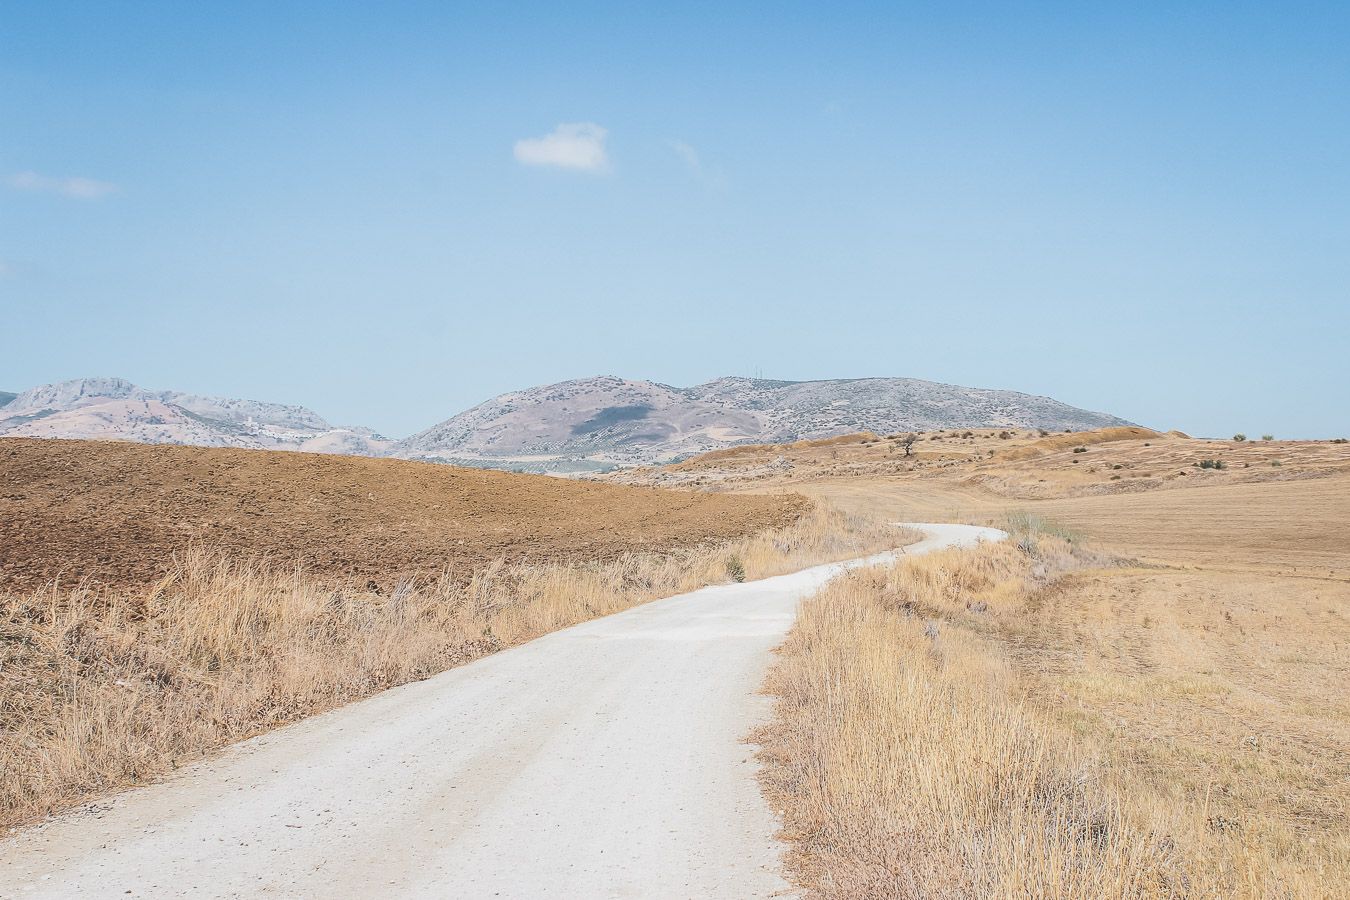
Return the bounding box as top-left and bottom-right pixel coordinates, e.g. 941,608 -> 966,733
0,438 -> 806,589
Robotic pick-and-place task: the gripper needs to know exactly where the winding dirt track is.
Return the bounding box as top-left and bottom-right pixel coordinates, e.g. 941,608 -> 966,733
0,524 -> 1003,899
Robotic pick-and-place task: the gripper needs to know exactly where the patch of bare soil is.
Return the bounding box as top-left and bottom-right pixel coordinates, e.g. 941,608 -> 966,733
0,438 -> 806,589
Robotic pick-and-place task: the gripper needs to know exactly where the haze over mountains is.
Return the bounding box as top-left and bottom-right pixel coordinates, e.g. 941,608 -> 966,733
0,376 -> 1131,473
0,378 -> 392,456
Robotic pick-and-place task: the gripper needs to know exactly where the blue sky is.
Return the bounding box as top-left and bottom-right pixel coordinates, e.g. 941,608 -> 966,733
3,2 -> 1347,438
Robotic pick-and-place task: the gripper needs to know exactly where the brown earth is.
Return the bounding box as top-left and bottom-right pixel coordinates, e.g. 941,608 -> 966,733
0,438 -> 806,590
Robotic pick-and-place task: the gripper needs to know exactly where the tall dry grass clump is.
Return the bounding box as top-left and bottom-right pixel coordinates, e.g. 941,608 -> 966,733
755,522 -> 1342,899
0,503 -> 901,829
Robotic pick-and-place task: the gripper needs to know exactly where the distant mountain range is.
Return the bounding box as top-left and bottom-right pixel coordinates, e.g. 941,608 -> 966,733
0,377 -> 391,456
0,375 -> 1131,472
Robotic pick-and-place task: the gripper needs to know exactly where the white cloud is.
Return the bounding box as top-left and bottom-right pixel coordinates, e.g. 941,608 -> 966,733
513,123 -> 609,172
10,170 -> 119,200
670,140 -> 701,174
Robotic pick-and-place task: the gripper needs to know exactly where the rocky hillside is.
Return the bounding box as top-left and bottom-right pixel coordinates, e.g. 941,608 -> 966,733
0,378 -> 391,456
393,376 -> 1131,472
2,374 -> 1130,472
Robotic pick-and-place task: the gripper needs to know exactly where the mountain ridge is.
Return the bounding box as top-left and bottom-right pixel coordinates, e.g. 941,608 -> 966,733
0,377 -> 391,455
1,374 -> 1133,472
393,374 -> 1133,472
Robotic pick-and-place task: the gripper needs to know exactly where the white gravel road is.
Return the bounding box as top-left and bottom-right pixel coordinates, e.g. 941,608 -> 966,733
0,523 -> 1004,900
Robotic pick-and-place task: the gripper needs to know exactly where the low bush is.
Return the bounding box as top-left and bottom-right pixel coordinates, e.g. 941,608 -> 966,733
726,555 -> 747,582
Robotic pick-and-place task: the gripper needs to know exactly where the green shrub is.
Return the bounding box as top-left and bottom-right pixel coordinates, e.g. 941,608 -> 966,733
1262,434 -> 1274,441
1233,433 -> 1247,442
726,555 -> 746,583
1196,459 -> 1225,470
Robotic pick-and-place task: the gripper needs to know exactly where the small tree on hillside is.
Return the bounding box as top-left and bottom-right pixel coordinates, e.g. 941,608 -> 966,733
901,433 -> 919,457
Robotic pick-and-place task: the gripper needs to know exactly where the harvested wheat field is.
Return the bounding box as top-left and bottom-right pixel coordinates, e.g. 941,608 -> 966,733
611,427 -> 1350,498
0,437 -> 806,589
703,436 -> 1350,898
610,429 -> 1350,896
802,468 -> 1350,578
755,526 -> 1349,898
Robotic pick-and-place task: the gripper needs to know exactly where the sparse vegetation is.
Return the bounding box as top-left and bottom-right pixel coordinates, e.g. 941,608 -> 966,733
1233,433 -> 1247,442
756,525 -> 1347,898
1195,458 -> 1225,470
0,504 -> 909,828
1003,509 -> 1079,543
1262,434 -> 1274,441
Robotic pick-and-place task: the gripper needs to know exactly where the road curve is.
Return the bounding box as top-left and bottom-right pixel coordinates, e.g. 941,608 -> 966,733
0,523 -> 1004,899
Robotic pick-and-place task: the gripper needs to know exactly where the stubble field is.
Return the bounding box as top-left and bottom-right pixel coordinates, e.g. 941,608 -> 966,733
625,427 -> 1350,897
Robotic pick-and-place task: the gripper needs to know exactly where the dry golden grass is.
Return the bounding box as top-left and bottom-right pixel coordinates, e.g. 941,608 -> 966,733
610,426 -> 1350,500
0,503 -> 906,831
755,523 -> 1348,898
617,424 -> 1350,895
801,470 -> 1350,577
